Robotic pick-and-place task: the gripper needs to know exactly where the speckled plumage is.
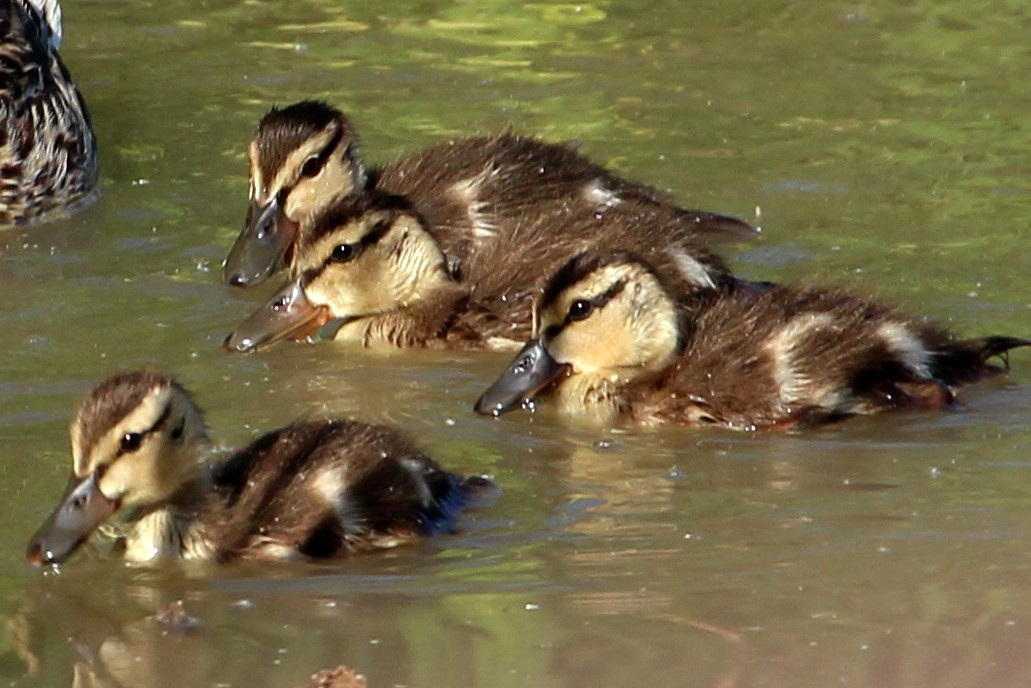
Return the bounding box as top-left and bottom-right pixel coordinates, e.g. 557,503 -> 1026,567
368,129 -> 753,256
225,188 -> 745,354
0,0 -> 97,224
204,418 -> 481,561
224,99 -> 752,286
26,370 -> 490,565
477,252 -> 1030,429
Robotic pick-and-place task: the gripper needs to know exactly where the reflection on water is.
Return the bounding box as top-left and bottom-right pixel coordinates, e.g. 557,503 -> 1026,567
6,412 -> 1031,688
6,560 -> 748,688
1,0 -> 1029,686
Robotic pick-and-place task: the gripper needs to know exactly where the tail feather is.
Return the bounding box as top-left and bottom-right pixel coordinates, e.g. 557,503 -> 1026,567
674,209 -> 757,240
420,473 -> 499,535
932,336 -> 1031,385
456,475 -> 501,510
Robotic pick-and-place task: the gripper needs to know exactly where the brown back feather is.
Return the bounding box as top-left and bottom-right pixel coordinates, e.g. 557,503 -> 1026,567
624,284 -> 1026,428
204,420 -> 466,561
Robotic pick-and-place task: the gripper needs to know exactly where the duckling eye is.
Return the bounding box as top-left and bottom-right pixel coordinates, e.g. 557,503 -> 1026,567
330,243 -> 356,263
568,299 -> 593,321
119,432 -> 143,455
300,156 -> 322,179
170,417 -> 185,441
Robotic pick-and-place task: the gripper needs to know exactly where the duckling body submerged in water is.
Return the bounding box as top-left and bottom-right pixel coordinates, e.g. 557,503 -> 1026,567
224,189 -> 742,353
475,252 -> 1029,429
0,0 -> 98,224
27,370 -> 492,566
223,100 -> 752,286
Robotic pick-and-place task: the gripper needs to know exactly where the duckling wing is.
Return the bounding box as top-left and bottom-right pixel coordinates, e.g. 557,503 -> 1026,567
365,134 -> 746,346
207,420 -> 488,561
376,133 -> 753,259
651,286 -> 1029,429
448,204 -> 735,347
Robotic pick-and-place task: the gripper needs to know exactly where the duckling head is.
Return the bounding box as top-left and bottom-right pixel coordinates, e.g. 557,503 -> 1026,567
27,370 -> 209,566
475,252 -> 681,418
224,193 -> 455,353
223,101 -> 366,287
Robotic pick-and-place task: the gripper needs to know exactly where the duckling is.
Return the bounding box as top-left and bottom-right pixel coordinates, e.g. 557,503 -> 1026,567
223,190 -> 738,353
223,99 -> 752,286
474,251 -> 1030,429
26,369 -> 492,566
0,0 -> 98,224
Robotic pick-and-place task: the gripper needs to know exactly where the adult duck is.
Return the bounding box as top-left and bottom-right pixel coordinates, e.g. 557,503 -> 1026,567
0,0 -> 98,224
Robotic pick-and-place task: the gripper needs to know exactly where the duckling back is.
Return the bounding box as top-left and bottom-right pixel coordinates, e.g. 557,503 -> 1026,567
205,420 -> 493,562
375,133 -> 751,259
226,99 -> 754,287
373,136 -> 747,344
643,285 -> 1031,428
453,200 -> 737,338
0,0 -> 98,224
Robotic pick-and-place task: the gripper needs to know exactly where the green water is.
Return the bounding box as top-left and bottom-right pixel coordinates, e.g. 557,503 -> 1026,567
1,0 -> 1029,686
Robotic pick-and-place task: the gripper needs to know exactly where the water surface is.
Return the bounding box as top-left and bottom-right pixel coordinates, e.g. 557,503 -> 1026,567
1,1 -> 1029,686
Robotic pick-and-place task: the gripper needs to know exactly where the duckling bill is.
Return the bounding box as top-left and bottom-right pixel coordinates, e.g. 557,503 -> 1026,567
223,100 -> 753,286
475,251 -> 1030,429
27,370 -> 494,566
225,101 -> 363,285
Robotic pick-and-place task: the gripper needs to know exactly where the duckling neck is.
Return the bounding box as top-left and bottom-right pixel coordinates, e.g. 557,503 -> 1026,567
121,469 -> 216,562
553,373 -> 626,425
555,363 -> 684,426
331,279 -> 472,348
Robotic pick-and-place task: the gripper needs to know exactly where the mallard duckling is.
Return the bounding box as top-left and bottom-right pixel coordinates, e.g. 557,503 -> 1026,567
0,0 -> 98,224
26,370 -> 492,566
224,190 -> 738,353
474,251 -> 1030,429
222,99 -> 752,286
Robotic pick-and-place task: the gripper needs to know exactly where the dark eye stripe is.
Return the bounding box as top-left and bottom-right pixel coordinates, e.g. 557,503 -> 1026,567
298,126 -> 344,180
598,278 -> 627,306
115,403 -> 174,457
145,403 -> 174,435
560,279 -> 627,328
311,215 -> 397,279
363,217 -> 394,246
